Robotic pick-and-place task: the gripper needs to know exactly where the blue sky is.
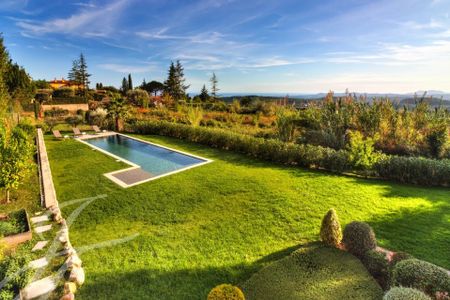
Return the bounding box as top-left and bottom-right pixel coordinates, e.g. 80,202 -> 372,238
1,0 -> 450,94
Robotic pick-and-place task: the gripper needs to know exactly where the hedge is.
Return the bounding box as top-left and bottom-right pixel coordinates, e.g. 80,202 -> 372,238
126,120 -> 450,187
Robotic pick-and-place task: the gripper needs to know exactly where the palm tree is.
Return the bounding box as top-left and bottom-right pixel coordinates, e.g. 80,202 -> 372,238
107,95 -> 129,131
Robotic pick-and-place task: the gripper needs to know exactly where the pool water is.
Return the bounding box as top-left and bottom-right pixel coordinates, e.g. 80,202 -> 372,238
84,134 -> 206,176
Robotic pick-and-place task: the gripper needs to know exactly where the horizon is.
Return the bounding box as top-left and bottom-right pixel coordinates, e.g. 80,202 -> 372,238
1,0 -> 450,94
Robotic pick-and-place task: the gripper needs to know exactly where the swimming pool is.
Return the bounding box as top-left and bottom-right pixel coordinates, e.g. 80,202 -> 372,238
79,134 -> 211,187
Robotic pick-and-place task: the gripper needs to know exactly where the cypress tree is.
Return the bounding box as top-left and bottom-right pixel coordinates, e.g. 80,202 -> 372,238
121,77 -> 129,94
128,73 -> 133,90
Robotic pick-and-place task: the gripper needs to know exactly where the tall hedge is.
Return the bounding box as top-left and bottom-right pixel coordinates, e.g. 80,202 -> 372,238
127,120 -> 450,187
320,209 -> 342,248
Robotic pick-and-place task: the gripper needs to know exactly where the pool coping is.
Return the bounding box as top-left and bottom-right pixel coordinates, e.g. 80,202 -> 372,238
76,132 -> 213,188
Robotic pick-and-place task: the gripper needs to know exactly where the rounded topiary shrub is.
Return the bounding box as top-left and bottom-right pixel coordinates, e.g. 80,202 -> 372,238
383,287 -> 431,300
391,259 -> 450,296
207,284 -> 245,300
389,251 -> 414,267
342,221 -> 377,257
362,250 -> 390,290
320,208 -> 342,248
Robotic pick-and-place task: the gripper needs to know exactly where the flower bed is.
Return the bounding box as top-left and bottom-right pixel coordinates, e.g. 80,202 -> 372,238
1,209 -> 32,248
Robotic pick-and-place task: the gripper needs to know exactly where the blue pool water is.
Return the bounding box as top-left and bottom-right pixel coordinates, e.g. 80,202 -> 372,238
84,134 -> 206,176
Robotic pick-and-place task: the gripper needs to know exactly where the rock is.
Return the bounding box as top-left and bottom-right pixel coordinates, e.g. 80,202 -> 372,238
60,292 -> 75,300
66,253 -> 82,268
69,267 -> 85,286
64,282 -> 77,294
59,231 -> 69,243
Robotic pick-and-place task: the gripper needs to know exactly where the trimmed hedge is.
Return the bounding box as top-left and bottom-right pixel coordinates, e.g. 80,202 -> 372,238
391,259 -> 450,296
319,208 -> 342,248
361,250 -> 390,290
127,120 -> 450,186
383,287 -> 431,300
342,221 -> 377,257
207,284 -> 245,300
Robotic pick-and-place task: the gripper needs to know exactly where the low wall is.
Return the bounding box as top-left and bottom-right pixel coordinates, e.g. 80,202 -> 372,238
2,211 -> 32,248
36,128 -> 58,208
42,103 -> 88,112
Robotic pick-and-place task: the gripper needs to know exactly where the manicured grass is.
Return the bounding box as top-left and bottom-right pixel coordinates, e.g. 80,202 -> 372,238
45,134 -> 450,299
242,242 -> 383,299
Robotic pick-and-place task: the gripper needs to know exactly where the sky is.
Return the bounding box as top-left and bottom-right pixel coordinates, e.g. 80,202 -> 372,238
1,0 -> 450,94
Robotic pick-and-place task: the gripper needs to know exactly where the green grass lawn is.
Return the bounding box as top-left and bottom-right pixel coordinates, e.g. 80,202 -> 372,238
242,242 -> 383,300
45,134 -> 450,299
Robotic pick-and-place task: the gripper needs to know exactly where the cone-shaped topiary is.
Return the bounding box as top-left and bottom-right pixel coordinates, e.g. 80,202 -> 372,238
383,287 -> 431,300
320,208 -> 342,248
343,221 -> 377,257
207,284 -> 245,300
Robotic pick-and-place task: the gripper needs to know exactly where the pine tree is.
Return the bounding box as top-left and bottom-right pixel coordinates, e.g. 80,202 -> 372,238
164,61 -> 177,99
128,74 -> 133,90
78,53 -> 91,91
210,72 -> 219,101
121,77 -> 129,94
174,60 -> 189,100
68,59 -> 79,83
320,208 -> 342,248
199,85 -> 209,102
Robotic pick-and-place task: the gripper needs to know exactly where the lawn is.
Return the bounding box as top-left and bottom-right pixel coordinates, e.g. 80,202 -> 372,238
45,134 -> 450,299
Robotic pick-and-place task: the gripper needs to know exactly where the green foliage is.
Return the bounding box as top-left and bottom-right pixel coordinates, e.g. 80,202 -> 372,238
361,250 -> 390,290
0,124 -> 34,202
164,60 -> 189,101
199,85 -> 210,102
426,124 -> 448,158
275,108 -> 298,142
0,209 -> 27,236
390,252 -> 414,267
44,108 -> 69,118
0,289 -> 14,300
207,284 -> 245,300
107,96 -> 130,131
391,259 -> 450,296
186,106 -> 204,126
383,287 -> 431,300
68,53 -> 91,93
319,208 -> 342,248
52,87 -> 74,98
0,34 -> 11,117
343,221 -> 377,257
140,80 -> 164,96
374,155 -> 450,186
243,243 -> 383,300
32,79 -> 50,89
65,115 -> 84,128
0,252 -> 34,297
127,89 -> 150,108
347,131 -> 380,170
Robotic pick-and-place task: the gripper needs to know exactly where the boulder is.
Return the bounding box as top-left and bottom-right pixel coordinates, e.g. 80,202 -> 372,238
64,282 -> 77,294
60,292 -> 75,300
69,267 -> 85,286
66,253 -> 82,269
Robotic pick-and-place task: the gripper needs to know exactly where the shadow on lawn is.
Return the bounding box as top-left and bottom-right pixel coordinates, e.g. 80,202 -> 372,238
78,243 -> 305,300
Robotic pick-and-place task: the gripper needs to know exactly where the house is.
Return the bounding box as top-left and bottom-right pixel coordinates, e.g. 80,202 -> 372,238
48,78 -> 84,90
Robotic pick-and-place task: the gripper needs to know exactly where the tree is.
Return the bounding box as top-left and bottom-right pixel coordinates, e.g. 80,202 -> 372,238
107,95 -> 130,131
67,53 -> 91,97
199,85 -> 209,102
320,209 -> 342,248
210,72 -> 219,100
128,74 -> 133,90
121,77 -> 129,94
0,123 -> 33,203
141,80 -> 164,96
0,34 -> 10,117
127,89 -> 150,108
68,59 -> 79,83
164,60 -> 189,101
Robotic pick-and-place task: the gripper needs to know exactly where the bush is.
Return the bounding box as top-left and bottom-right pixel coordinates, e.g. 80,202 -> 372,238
0,253 -> 34,297
342,221 -> 377,257
347,131 -> 380,171
383,287 -> 431,300
374,155 -> 450,186
362,250 -> 390,290
319,208 -> 342,248
391,259 -> 450,296
44,108 -> 69,117
207,284 -> 245,300
52,87 -> 74,98
390,252 -> 414,267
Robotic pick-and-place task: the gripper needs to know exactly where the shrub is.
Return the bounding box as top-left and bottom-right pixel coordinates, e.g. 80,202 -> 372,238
391,259 -> 450,296
44,108 -> 69,118
52,87 -> 75,98
65,115 -> 84,127
390,252 -> 414,267
0,253 -> 34,297
362,250 -> 390,290
207,284 -> 245,300
320,208 -> 342,248
383,287 -> 431,300
347,131 -> 380,171
342,221 -> 377,257
426,125 -> 448,159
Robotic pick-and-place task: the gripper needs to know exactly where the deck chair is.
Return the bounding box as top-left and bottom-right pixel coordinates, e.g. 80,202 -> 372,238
52,130 -> 63,139
92,125 -> 101,134
72,127 -> 82,136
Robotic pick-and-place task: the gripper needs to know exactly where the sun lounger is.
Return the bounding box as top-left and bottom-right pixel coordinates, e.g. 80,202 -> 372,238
72,127 -> 82,136
52,130 -> 63,139
92,125 -> 101,133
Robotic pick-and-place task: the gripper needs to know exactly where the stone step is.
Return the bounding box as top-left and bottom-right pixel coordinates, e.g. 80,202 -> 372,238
32,241 -> 49,252
22,276 -> 57,300
29,257 -> 48,269
30,215 -> 50,224
34,224 -> 52,234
